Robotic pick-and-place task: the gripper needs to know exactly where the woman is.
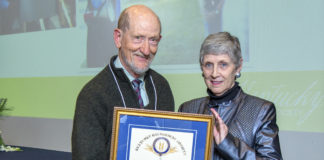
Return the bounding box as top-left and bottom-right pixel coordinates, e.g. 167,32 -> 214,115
179,32 -> 282,159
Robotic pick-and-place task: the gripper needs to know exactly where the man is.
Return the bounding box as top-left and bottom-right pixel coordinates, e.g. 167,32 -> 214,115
72,5 -> 174,160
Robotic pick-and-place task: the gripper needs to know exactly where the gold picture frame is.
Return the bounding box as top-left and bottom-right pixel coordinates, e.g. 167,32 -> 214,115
110,107 -> 214,160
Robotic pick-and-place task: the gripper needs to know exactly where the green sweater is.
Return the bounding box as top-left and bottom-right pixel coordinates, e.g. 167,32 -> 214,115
72,56 -> 174,160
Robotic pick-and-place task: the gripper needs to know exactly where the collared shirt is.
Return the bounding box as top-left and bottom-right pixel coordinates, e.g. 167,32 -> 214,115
114,56 -> 149,106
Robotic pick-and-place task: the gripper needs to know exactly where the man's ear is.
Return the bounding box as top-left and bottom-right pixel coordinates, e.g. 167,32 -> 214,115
113,28 -> 122,49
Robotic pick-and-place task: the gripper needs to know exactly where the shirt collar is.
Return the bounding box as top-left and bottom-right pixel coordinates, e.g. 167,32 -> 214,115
114,56 -> 144,82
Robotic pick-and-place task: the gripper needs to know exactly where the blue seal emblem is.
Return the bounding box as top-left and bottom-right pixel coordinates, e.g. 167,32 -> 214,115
152,137 -> 170,156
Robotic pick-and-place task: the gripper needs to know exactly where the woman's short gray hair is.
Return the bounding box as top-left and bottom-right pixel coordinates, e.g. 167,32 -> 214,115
199,32 -> 242,69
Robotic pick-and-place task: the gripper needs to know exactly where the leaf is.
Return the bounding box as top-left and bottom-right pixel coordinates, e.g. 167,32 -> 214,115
0,98 -> 12,115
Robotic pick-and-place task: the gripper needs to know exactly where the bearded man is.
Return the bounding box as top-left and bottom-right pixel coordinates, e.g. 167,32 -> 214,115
72,4 -> 174,160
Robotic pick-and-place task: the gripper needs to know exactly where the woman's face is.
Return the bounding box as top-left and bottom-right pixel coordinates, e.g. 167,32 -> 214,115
202,54 -> 241,96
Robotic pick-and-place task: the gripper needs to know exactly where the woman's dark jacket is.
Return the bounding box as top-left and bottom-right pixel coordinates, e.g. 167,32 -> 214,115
179,88 -> 282,160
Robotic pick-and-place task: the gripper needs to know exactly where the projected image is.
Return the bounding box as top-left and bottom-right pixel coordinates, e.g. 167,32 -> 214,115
81,0 -> 249,68
83,0 -> 119,68
200,0 -> 225,34
0,0 -> 76,35
199,0 -> 249,62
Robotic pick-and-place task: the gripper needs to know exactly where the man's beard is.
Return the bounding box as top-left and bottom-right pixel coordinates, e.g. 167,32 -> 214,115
122,51 -> 154,75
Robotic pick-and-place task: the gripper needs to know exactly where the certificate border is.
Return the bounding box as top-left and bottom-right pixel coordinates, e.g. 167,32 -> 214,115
109,107 -> 214,160
126,124 -> 198,159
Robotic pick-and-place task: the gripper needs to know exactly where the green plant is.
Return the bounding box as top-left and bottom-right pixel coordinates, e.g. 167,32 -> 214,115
0,98 -> 21,151
0,98 -> 10,146
0,98 -> 11,116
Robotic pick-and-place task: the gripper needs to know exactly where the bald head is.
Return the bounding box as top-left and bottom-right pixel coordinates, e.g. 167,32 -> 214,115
118,5 -> 161,34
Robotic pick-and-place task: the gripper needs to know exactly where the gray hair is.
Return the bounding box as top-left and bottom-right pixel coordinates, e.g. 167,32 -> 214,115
199,32 -> 242,69
117,9 -> 130,32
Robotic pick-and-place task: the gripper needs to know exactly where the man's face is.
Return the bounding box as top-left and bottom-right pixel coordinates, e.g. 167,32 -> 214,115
116,14 -> 161,77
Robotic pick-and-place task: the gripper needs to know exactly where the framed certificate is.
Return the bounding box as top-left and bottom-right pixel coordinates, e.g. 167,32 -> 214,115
110,107 -> 214,160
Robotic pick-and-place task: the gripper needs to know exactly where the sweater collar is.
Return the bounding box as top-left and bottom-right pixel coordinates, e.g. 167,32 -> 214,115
114,55 -> 144,82
109,55 -> 149,82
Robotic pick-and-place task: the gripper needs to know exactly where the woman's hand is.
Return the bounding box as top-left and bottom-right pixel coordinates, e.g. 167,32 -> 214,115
210,108 -> 228,145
